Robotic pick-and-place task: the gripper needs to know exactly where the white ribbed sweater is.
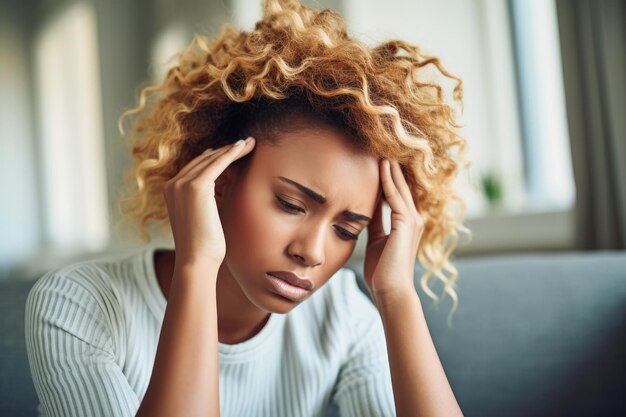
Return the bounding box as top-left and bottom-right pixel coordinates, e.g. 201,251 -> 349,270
25,245 -> 396,417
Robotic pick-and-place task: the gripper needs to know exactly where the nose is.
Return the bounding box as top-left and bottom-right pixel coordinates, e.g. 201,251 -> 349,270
287,221 -> 326,267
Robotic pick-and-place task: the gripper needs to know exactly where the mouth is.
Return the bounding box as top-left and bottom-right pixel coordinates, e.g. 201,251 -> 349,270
266,271 -> 313,290
265,273 -> 311,302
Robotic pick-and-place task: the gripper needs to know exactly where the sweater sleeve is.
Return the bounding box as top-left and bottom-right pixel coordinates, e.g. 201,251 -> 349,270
331,271 -> 396,417
24,269 -> 140,417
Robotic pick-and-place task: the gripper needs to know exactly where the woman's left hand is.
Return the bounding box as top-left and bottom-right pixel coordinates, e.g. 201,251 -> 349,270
364,159 -> 425,308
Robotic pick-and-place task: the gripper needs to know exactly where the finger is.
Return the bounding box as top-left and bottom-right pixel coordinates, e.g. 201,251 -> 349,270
181,137 -> 254,182
231,137 -> 256,162
380,159 -> 407,214
172,144 -> 231,181
367,192 -> 386,242
390,160 -> 415,210
182,142 -> 243,182
193,137 -> 255,183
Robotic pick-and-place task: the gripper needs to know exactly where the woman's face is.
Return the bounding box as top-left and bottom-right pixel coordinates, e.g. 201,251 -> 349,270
217,120 -> 381,314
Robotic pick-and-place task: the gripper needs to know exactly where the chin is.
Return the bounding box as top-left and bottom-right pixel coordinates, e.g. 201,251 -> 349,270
251,289 -> 306,315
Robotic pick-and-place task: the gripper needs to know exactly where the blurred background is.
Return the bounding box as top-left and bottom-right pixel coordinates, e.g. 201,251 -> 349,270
1,0 -> 625,281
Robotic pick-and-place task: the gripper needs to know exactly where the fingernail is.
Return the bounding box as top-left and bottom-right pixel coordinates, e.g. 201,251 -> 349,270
234,139 -> 245,146
245,136 -> 254,143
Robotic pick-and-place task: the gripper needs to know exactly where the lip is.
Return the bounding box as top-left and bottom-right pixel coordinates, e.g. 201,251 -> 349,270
265,272 -> 312,302
267,271 -> 313,290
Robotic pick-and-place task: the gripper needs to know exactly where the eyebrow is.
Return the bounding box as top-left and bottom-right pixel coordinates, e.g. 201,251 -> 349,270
276,176 -> 372,222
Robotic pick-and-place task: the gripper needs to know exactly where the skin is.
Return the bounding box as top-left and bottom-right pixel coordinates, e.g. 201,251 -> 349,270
155,119 -> 381,344
151,116 -> 464,416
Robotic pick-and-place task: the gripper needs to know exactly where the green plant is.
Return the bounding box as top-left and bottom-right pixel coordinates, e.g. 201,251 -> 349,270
481,172 -> 503,208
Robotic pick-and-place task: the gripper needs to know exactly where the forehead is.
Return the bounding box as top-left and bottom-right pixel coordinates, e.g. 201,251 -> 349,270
248,125 -> 380,204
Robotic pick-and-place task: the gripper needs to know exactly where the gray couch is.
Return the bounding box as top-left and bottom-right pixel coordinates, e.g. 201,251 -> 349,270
2,251 -> 625,417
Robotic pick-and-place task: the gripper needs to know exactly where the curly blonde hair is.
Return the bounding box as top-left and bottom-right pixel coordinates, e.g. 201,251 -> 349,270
116,0 -> 471,324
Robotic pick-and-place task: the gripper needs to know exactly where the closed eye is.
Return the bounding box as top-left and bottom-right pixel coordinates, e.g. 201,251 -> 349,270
275,196 -> 359,241
276,196 -> 304,213
333,226 -> 359,241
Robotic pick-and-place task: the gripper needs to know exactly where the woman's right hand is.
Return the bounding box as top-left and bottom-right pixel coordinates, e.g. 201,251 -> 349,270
163,137 -> 255,272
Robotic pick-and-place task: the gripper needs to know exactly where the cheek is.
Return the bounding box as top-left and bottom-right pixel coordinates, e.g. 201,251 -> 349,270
222,186 -> 286,261
328,247 -> 355,273
222,185 -> 357,273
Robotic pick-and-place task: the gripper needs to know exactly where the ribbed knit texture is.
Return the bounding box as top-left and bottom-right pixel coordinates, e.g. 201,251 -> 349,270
25,245 -> 396,417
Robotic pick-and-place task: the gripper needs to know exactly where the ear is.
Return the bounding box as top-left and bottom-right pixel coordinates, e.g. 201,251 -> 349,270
214,165 -> 238,208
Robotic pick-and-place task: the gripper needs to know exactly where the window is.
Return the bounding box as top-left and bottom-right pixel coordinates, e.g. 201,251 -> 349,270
340,0 -> 577,254
151,24 -> 190,83
510,0 -> 575,212
35,2 -> 109,252
341,0 -> 526,218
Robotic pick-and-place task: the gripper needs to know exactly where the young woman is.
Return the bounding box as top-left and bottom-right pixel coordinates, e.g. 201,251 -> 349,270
25,1 -> 469,416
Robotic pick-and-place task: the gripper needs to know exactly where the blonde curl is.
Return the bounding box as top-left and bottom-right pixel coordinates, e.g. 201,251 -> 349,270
116,0 -> 472,325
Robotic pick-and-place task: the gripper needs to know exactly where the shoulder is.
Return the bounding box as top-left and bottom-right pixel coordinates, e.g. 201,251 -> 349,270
25,250 -> 143,336
28,260 -> 112,305
27,251 -> 136,307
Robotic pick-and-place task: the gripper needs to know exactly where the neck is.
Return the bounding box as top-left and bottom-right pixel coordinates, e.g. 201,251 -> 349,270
154,249 -> 271,344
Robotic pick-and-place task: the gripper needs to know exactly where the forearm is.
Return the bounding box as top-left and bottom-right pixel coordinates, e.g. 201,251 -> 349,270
376,290 -> 463,417
136,264 -> 220,417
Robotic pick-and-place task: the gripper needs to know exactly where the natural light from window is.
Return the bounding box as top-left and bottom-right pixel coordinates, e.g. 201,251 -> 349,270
511,0 -> 576,212
151,24 -> 190,83
35,2 -> 109,252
